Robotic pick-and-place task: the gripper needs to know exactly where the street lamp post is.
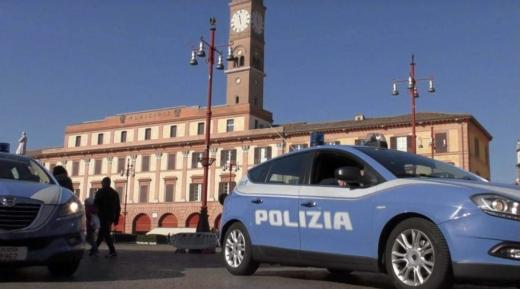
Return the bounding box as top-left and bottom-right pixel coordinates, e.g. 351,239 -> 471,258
120,157 -> 135,233
392,54 -> 436,154
189,18 -> 234,232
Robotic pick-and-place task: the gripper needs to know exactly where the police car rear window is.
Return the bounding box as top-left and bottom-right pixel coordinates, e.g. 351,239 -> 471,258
248,163 -> 270,183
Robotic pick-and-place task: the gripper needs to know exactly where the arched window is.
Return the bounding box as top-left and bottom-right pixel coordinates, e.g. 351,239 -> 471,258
159,213 -> 178,228
132,213 -> 152,234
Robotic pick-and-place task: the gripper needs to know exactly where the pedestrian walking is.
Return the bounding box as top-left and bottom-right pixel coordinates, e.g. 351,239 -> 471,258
84,197 -> 100,255
92,177 -> 121,258
52,165 -> 74,191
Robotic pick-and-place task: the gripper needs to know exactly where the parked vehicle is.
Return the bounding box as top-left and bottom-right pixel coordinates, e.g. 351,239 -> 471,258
220,145 -> 520,289
0,147 -> 84,276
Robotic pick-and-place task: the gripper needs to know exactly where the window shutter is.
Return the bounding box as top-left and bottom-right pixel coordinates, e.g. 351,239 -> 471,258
167,154 -> 176,170
266,147 -> 272,160
220,150 -> 226,167
231,149 -> 237,163
406,136 -> 414,152
191,153 -> 198,168
254,147 -> 261,164
390,137 -> 397,149
434,133 -> 448,153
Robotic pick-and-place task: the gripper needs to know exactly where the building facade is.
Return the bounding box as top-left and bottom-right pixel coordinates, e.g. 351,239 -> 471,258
33,0 -> 493,233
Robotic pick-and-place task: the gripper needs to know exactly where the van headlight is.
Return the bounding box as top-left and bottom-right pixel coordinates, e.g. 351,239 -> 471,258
472,194 -> 520,221
59,198 -> 83,217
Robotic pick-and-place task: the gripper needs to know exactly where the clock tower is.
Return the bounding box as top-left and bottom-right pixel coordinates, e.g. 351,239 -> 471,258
226,0 -> 272,128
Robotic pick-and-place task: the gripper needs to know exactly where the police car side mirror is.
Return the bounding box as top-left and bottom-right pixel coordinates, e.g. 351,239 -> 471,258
335,166 -> 361,181
218,193 -> 228,205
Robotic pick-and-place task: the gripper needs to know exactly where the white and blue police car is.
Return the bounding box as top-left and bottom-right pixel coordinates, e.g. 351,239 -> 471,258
0,144 -> 84,276
220,144 -> 520,289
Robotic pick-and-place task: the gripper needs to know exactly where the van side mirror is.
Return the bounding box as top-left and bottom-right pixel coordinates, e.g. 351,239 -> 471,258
335,166 -> 361,181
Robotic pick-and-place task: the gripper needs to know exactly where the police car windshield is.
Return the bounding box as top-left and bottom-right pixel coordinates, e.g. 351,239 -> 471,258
356,147 -> 480,181
0,156 -> 53,184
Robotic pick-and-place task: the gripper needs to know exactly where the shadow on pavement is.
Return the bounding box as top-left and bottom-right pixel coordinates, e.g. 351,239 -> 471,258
255,268 -> 390,289
0,244 -> 224,283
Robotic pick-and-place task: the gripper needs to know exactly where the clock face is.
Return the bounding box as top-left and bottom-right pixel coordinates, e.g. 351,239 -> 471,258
252,11 -> 264,34
231,9 -> 250,33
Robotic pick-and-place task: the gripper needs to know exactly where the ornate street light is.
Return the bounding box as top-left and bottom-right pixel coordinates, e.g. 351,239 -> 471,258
188,17 -> 235,232
120,156 -> 135,233
392,54 -> 436,154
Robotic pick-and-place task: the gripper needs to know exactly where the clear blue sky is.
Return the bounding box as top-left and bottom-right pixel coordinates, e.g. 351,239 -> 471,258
0,0 -> 518,182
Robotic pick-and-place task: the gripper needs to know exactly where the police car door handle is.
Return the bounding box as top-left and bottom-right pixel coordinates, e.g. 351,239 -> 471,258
301,201 -> 317,208
251,198 -> 263,204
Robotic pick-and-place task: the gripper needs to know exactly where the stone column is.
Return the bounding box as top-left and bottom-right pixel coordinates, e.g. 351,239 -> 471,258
180,150 -> 190,202
154,152 -> 163,202
82,158 -> 90,201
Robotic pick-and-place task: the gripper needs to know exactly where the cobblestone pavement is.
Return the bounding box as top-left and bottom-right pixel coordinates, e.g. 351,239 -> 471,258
0,244 -> 516,289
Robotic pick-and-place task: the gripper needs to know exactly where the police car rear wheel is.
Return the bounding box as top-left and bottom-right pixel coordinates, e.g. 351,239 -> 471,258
385,218 -> 451,289
223,222 -> 259,275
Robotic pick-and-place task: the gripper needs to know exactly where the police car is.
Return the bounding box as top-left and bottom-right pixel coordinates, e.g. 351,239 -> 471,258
220,144 -> 520,289
0,144 -> 84,276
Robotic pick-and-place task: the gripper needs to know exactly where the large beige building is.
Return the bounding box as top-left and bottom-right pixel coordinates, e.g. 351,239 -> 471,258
33,0 -> 492,233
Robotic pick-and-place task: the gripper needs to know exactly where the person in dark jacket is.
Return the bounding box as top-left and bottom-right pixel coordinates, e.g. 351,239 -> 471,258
92,177 -> 121,257
52,165 -> 74,191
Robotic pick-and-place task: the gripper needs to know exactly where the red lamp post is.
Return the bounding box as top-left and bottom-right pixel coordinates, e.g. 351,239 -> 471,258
392,54 -> 436,154
189,18 -> 232,232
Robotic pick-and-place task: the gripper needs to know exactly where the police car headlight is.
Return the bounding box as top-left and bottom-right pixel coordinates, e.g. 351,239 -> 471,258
59,198 -> 83,217
472,194 -> 520,221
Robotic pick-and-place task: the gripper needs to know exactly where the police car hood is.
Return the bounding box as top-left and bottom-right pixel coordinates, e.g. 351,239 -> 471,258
0,179 -> 65,205
417,179 -> 520,201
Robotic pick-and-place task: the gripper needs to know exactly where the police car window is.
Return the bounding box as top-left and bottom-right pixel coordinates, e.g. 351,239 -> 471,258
248,162 -> 270,183
0,158 -> 52,184
265,153 -> 308,185
311,150 -> 380,188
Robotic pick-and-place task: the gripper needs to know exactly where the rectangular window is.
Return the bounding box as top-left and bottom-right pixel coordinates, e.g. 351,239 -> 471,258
94,159 -> 102,175
75,136 -> 81,147
254,146 -> 272,165
89,188 -> 97,198
167,154 -> 176,170
115,184 -> 125,201
390,136 -> 414,152
218,182 -> 236,195
226,119 -> 234,132
97,133 -> 104,145
434,133 -> 448,153
354,139 -> 364,145
164,183 -> 175,202
189,183 -> 201,202
220,149 -> 237,167
144,128 -> 152,140
197,122 -> 204,135
117,157 -> 126,174
71,161 -> 80,176
191,152 -> 203,169
289,143 -> 308,152
141,155 -> 150,172
121,131 -> 127,143
74,188 -> 81,198
139,183 -> 149,203
170,125 -> 177,138
326,141 -> 341,145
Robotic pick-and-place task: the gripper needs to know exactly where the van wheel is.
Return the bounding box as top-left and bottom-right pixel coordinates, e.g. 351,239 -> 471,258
385,218 -> 452,289
223,222 -> 259,275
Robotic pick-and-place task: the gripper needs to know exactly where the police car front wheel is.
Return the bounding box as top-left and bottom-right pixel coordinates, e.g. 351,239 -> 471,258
223,222 -> 259,275
385,218 -> 452,289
